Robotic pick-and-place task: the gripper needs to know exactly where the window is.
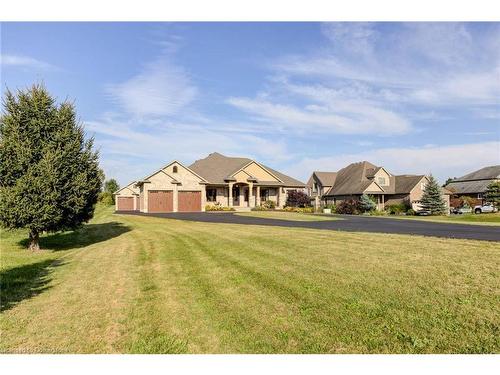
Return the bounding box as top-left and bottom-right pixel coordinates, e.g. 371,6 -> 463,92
173,166 -> 178,173
206,188 -> 217,202
378,177 -> 386,186
261,188 -> 270,201
313,182 -> 318,193
421,183 -> 426,190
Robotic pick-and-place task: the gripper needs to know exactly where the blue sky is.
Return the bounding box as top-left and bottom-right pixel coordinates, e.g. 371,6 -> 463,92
1,22 -> 499,186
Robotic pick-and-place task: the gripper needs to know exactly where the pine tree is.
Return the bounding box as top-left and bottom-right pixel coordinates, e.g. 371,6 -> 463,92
420,175 -> 447,215
359,194 -> 376,212
0,84 -> 102,251
484,181 -> 500,208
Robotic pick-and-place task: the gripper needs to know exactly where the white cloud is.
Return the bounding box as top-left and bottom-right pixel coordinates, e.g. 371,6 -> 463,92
227,95 -> 411,135
271,23 -> 500,108
0,54 -> 56,70
105,58 -> 198,117
288,141 -> 500,184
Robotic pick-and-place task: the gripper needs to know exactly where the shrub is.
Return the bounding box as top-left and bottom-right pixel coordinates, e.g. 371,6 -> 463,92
98,191 -> 114,206
285,190 -> 311,208
324,204 -> 337,213
262,200 -> 276,209
251,205 -> 268,211
406,209 -> 416,216
386,203 -> 408,215
283,206 -> 314,213
336,199 -> 361,215
205,204 -> 234,211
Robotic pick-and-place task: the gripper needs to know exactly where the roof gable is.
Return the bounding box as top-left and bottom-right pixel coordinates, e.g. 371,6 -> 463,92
232,161 -> 282,183
138,160 -> 207,185
114,181 -> 139,195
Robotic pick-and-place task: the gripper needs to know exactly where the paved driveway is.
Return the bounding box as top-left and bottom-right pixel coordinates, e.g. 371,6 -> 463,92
118,211 -> 500,242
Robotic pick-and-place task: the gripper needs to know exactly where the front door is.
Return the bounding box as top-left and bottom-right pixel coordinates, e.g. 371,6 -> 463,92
232,185 -> 240,206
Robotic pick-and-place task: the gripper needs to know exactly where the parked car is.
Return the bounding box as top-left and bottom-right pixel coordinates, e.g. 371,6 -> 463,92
474,203 -> 497,214
451,205 -> 472,215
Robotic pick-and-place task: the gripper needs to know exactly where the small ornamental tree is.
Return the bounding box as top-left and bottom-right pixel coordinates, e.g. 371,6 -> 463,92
359,194 -> 376,212
420,175 -> 447,215
285,190 -> 311,208
0,85 -> 101,251
484,181 -> 500,208
336,199 -> 361,215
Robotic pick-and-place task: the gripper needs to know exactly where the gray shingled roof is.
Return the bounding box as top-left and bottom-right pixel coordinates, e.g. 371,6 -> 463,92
323,162 -> 424,196
312,171 -> 337,187
453,165 -> 500,182
189,152 -> 305,187
325,161 -> 380,196
445,179 -> 495,194
394,175 -> 425,194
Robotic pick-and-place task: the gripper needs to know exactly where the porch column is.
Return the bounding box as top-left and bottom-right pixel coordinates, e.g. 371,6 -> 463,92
248,182 -> 254,208
115,195 -> 118,211
228,183 -> 233,207
381,194 -> 385,211
173,184 -> 178,212
201,185 -> 207,212
133,195 -> 137,211
239,185 -> 244,207
256,186 -> 261,206
277,188 -> 281,208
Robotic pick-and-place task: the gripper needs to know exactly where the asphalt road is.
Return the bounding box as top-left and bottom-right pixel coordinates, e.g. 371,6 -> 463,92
118,211 -> 500,242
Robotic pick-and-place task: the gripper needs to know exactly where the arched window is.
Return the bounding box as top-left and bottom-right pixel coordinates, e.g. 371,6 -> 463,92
173,166 -> 178,173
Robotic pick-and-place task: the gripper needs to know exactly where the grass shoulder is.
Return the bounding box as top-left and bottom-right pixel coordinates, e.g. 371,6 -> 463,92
235,210 -> 342,221
369,212 -> 500,226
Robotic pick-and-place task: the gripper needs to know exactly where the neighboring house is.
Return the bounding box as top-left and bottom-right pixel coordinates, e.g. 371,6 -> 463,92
307,172 -> 337,207
115,152 -> 305,213
114,181 -> 140,211
444,165 -> 500,208
310,161 -> 450,211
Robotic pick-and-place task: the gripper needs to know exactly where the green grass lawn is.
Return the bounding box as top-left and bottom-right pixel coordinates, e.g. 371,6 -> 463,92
1,204 -> 499,354
375,212 -> 500,226
235,211 -> 341,221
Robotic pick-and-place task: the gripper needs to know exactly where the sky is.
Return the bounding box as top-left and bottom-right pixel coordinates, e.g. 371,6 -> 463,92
1,22 -> 499,186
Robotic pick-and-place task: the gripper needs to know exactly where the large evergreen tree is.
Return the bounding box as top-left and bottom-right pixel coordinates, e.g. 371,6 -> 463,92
484,181 -> 500,208
420,175 -> 447,215
0,85 -> 101,251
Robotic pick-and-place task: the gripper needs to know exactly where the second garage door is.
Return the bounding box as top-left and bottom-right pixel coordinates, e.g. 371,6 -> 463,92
148,190 -> 173,212
117,196 -> 134,211
178,191 -> 202,212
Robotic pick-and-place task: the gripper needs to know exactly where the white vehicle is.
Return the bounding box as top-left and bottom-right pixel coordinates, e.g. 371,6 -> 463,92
474,203 -> 497,214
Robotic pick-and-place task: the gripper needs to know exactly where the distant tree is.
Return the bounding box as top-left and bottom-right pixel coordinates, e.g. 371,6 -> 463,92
99,178 -> 120,205
484,181 -> 500,208
285,190 -> 311,208
420,175 -> 447,215
359,194 -> 376,212
443,177 -> 455,187
0,84 -> 101,251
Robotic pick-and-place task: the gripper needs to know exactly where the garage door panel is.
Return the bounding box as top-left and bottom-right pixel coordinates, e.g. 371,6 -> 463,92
178,191 -> 201,212
148,190 -> 173,212
117,196 -> 134,211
